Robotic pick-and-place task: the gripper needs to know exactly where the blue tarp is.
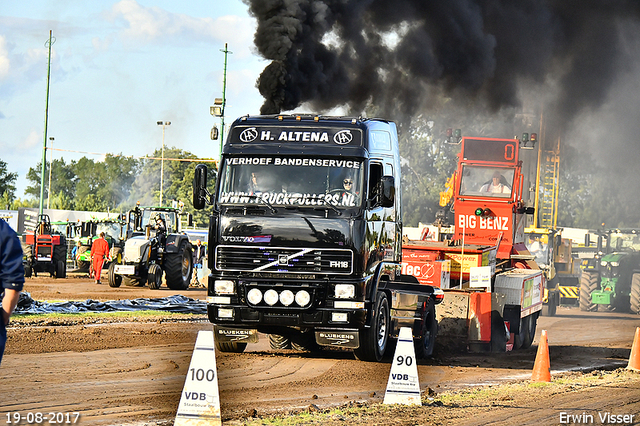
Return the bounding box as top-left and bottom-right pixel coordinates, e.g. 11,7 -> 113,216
15,292 -> 208,315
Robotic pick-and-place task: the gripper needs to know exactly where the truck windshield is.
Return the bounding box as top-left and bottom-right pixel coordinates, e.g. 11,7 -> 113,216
218,156 -> 364,208
459,165 -> 515,198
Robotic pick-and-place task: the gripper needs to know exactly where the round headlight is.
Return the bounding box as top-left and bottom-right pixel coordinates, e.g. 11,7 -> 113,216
264,289 -> 279,306
295,290 -> 311,307
279,290 -> 294,306
247,288 -> 262,305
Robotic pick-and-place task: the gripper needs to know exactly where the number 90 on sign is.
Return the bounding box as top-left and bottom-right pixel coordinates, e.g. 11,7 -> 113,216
396,355 -> 413,366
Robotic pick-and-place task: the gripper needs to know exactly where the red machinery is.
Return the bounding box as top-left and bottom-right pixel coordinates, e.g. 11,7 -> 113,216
402,137 -> 544,352
24,214 -> 67,278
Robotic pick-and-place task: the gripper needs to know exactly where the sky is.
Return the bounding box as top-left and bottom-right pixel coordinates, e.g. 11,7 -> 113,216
0,0 -> 267,199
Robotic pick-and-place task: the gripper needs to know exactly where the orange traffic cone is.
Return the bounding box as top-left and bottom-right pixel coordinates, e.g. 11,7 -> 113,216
531,329 -> 551,382
627,327 -> 640,372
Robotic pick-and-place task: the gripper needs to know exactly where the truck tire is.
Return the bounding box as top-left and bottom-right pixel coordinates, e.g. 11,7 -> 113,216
269,334 -> 292,350
165,240 -> 193,290
414,299 -> 437,359
513,313 -> 536,350
580,271 -> 599,312
77,246 -> 90,270
631,273 -> 640,314
147,264 -> 163,289
354,291 -> 390,362
108,263 -> 122,288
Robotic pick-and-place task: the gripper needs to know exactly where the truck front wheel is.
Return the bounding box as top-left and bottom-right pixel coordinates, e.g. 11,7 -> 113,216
354,291 -> 390,362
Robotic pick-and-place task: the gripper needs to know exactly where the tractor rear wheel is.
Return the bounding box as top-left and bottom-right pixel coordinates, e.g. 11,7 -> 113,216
268,334 -> 292,350
77,246 -> 90,270
291,331 -> 320,352
53,244 -> 66,278
631,273 -> 640,314
580,271 -> 599,312
108,263 -> 122,288
24,263 -> 32,278
55,260 -> 66,278
165,241 -> 193,290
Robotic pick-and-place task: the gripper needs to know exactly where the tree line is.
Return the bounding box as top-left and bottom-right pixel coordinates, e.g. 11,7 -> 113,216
0,148 -> 217,228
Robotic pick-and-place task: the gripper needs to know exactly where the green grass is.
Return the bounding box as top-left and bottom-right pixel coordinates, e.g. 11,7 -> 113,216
12,310 -> 206,325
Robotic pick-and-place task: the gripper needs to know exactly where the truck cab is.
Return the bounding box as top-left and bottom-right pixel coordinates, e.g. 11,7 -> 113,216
194,114 -> 443,361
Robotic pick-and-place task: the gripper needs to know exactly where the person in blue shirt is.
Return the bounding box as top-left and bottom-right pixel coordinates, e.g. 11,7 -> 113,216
1,219 -> 25,365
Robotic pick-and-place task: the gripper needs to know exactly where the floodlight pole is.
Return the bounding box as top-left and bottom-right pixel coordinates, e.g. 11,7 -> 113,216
219,43 -> 232,160
39,30 -> 55,216
157,121 -> 171,206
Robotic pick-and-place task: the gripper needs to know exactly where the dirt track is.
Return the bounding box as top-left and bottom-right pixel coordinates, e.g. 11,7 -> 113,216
1,275 -> 640,425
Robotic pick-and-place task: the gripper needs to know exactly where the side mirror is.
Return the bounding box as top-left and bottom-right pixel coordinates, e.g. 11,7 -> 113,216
193,164 -> 208,210
380,176 -> 395,208
585,233 -> 591,247
186,213 -> 193,228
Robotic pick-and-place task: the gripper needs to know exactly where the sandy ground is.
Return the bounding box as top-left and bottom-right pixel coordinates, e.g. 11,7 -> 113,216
1,274 -> 640,425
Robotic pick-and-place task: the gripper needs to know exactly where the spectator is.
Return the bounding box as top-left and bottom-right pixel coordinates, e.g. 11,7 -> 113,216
192,240 -> 206,285
71,241 -> 81,269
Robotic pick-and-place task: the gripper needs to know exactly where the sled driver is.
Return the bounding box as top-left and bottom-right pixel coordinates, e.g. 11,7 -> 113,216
480,170 -> 511,195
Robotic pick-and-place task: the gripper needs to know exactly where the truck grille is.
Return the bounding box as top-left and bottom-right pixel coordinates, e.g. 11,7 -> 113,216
215,245 -> 353,275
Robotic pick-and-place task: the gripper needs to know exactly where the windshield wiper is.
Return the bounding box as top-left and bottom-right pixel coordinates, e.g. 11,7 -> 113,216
246,194 -> 277,213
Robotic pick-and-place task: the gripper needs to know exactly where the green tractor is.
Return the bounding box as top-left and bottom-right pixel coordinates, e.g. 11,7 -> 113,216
74,218 -> 127,270
580,229 -> 640,313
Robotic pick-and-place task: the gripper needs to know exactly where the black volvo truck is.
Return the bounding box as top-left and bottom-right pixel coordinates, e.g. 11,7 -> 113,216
193,114 -> 443,361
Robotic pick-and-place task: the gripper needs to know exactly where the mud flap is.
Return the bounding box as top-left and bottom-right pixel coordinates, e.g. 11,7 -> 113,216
214,326 -> 259,343
315,329 -> 360,348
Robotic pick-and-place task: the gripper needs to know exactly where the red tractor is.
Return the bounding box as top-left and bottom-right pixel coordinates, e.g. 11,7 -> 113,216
24,214 -> 67,278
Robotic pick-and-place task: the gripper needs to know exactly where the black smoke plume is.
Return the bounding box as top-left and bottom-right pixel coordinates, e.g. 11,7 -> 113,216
246,0 -> 640,127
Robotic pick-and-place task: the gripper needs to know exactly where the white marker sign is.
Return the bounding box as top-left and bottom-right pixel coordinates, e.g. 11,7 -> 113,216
174,330 -> 222,426
383,327 -> 422,406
